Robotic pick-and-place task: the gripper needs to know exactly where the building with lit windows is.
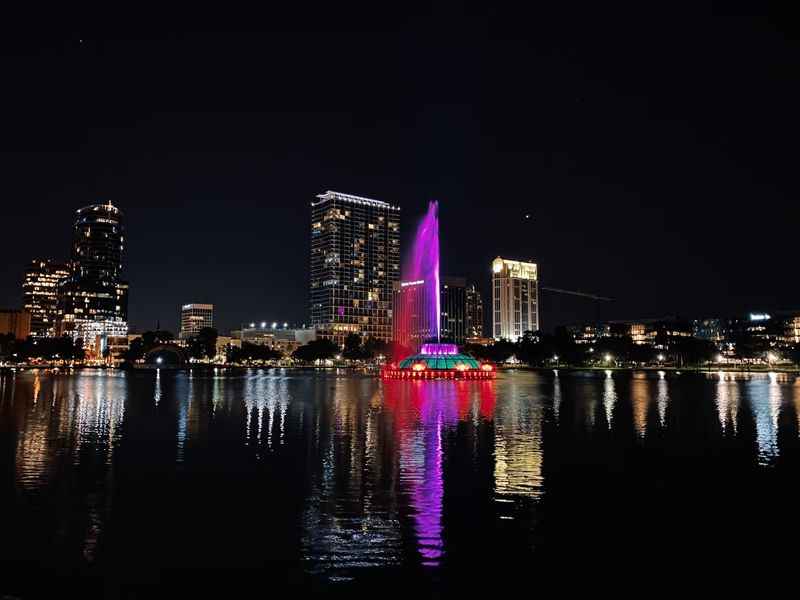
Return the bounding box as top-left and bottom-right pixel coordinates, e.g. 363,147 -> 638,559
492,257 -> 539,341
180,303 -> 214,339
465,282 -> 484,338
440,276 -> 467,344
310,191 -> 400,346
59,201 -> 129,359
232,323 -> 316,354
22,259 -> 70,337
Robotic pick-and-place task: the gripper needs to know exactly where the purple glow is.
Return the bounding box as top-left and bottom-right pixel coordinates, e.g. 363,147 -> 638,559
420,343 -> 458,355
402,201 -> 440,342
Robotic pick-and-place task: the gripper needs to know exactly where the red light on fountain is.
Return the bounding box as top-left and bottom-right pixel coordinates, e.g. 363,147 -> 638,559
384,201 -> 496,380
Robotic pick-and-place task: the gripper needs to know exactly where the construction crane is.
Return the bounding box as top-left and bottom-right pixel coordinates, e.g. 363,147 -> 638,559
540,286 -> 614,323
540,287 -> 613,302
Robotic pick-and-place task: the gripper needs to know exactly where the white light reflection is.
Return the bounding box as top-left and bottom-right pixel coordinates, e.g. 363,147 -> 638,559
603,370 -> 616,428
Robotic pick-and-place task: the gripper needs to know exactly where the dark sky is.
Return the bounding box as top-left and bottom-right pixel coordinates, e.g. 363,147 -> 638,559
2,3 -> 799,334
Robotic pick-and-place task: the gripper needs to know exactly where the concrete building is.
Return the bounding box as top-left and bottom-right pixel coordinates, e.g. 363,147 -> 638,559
492,257 -> 539,341
440,276 -> 467,345
310,191 -> 400,346
233,324 -> 316,354
22,259 -> 70,337
180,303 -> 214,339
0,309 -> 31,339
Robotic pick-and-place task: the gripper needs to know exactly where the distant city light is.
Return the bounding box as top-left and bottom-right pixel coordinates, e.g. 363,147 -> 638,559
249,322 -> 255,328
749,313 -> 771,321
261,321 -> 266,328
272,321 -> 277,329
156,357 -> 163,365
604,354 -> 612,362
283,322 -> 288,328
657,354 -> 665,362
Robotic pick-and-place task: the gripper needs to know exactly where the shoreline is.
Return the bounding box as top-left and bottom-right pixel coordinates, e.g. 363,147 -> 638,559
2,363 -> 798,375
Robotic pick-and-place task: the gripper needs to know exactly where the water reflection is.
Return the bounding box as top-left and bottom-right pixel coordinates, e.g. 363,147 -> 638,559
3,369 -> 800,591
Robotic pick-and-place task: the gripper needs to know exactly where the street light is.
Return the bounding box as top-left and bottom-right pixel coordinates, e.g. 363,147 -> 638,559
657,354 -> 664,362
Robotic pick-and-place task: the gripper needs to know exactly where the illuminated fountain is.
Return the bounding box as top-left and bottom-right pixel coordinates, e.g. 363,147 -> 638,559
383,202 -> 495,380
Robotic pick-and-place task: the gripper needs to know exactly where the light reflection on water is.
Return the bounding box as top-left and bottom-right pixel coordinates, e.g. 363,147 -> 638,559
2,368 -> 800,589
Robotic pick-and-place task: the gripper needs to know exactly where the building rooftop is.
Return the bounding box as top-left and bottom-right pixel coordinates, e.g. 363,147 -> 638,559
312,190 -> 400,211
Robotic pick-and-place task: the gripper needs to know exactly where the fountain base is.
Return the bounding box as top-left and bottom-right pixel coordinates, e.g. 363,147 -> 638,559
381,343 -> 496,380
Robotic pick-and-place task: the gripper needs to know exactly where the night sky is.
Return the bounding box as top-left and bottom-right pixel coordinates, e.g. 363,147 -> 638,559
2,4 -> 798,334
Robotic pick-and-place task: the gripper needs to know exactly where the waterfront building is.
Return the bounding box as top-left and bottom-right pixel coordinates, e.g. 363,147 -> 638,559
310,191 -> 400,346
180,303 -> 214,339
233,324 -> 316,354
492,257 -> 539,341
440,276 -> 467,344
465,283 -> 484,338
0,309 -> 31,339
392,279 -> 436,352
22,260 -> 70,337
59,201 -> 129,359
568,318 -> 693,349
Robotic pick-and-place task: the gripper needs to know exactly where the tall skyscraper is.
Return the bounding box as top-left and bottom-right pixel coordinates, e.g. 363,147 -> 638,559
310,191 -> 400,346
180,303 -> 214,339
465,283 -> 484,338
492,257 -> 539,341
440,276 -> 467,344
59,201 -> 129,350
22,259 -> 70,337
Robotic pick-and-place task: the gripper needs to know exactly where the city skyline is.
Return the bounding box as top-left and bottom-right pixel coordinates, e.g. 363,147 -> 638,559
2,7 -> 800,334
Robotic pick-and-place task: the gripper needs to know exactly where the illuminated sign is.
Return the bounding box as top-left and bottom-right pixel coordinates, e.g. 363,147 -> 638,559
749,313 -> 771,321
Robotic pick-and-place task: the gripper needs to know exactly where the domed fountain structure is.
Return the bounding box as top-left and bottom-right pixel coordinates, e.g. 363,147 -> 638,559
382,342 -> 495,379
383,202 -> 495,380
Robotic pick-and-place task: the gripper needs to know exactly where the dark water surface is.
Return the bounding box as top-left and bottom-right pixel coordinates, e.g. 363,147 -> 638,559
1,368 -> 799,597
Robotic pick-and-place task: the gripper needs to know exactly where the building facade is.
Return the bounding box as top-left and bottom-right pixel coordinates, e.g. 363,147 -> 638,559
492,257 -> 539,341
0,309 -> 31,339
233,324 -> 316,354
59,201 -> 129,358
392,279 -> 436,352
310,191 -> 400,346
22,260 -> 70,337
440,276 -> 467,345
180,303 -> 214,339
465,282 -> 484,338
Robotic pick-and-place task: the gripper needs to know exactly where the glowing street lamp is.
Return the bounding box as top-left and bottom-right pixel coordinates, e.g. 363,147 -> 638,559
657,354 -> 665,362
604,354 -> 613,364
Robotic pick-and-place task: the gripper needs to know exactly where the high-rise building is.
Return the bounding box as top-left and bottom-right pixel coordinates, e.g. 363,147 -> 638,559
392,279 -> 436,352
310,191 -> 400,346
22,259 -> 70,337
59,201 -> 128,356
440,276 -> 467,344
492,257 -> 539,341
0,309 -> 31,340
465,282 -> 484,338
180,303 -> 214,339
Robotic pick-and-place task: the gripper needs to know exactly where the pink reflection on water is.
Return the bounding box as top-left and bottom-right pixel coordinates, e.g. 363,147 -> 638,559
384,380 -> 496,567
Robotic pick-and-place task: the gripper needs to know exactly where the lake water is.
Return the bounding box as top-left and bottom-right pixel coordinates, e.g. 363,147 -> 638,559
1,368 -> 799,597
